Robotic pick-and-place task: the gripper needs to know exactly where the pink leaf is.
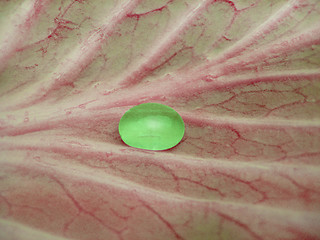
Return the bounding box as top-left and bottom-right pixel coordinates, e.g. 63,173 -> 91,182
1,0 -> 320,239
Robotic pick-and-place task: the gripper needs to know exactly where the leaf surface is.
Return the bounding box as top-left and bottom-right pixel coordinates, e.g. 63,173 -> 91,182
0,0 -> 320,239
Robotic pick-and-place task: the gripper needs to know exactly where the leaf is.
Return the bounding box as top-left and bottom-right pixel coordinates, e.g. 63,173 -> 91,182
0,0 -> 320,239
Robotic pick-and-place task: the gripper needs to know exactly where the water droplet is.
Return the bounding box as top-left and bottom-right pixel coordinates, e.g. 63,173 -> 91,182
119,103 -> 185,150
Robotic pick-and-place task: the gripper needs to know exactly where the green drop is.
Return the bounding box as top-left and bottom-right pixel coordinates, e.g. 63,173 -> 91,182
119,103 -> 185,150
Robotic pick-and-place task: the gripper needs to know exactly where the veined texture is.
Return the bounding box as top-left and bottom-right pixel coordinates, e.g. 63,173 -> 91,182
0,0 -> 320,240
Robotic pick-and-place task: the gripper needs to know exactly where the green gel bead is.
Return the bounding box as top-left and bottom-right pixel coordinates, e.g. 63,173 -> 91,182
119,103 -> 185,150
